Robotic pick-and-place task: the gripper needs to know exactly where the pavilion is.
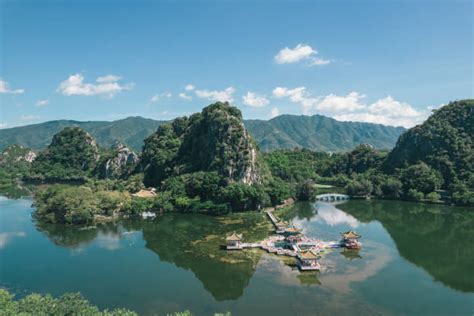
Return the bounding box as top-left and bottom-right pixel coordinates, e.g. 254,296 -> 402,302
226,233 -> 243,250
297,250 -> 320,271
341,231 -> 362,249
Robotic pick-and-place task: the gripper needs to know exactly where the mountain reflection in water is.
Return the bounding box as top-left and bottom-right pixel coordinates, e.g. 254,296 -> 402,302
3,196 -> 472,315
339,200 -> 474,293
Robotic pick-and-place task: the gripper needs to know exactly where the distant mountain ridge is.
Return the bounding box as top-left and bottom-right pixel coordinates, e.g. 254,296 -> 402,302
0,114 -> 405,152
246,114 -> 405,152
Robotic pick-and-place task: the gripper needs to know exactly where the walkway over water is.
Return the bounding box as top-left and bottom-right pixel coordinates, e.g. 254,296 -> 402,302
265,209 -> 280,227
316,193 -> 350,202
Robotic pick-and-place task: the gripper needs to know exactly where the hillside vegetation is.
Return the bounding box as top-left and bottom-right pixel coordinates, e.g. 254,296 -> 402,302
27,103 -> 291,224
1,100 -> 471,225
384,100 -> 473,204
246,114 -> 405,151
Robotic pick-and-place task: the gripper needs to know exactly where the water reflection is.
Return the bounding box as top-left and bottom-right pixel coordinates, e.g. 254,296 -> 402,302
339,200 -> 474,293
137,215 -> 263,301
0,231 -> 26,249
34,213 -> 268,301
30,198 -> 474,306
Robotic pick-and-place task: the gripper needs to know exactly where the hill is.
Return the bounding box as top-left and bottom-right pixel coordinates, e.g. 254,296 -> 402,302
0,117 -> 165,152
384,99 -> 473,203
0,114 -> 404,152
141,102 -> 265,187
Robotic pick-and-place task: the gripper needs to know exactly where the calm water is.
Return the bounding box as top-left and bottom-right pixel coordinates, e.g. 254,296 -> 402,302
1,196 -> 473,315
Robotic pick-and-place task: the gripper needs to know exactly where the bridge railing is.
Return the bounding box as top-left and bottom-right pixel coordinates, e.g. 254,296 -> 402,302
315,193 -> 350,202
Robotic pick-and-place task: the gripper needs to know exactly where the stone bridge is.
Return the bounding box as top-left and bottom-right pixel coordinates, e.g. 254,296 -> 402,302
315,193 -> 350,202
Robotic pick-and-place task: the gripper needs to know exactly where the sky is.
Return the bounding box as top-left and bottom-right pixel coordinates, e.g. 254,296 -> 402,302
0,0 -> 472,129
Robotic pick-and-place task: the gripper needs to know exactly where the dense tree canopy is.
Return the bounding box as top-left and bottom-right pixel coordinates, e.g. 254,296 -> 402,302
30,126 -> 100,181
385,100 -> 473,191
0,289 -> 136,315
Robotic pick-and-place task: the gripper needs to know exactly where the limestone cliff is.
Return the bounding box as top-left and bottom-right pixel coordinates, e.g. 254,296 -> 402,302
0,145 -> 36,165
142,102 -> 264,186
100,142 -> 140,179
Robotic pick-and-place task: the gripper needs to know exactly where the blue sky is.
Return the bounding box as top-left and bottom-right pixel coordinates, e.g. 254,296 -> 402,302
0,0 -> 472,128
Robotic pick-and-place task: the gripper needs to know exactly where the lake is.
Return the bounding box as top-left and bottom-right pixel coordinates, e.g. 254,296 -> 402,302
1,196 -> 473,315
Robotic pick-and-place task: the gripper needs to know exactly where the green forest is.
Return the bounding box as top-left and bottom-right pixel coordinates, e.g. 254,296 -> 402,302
0,100 -> 472,224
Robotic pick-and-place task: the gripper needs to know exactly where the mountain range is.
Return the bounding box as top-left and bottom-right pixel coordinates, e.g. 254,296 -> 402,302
0,114 -> 405,152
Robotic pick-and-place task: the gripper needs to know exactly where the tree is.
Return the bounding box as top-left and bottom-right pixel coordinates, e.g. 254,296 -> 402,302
0,289 -> 137,315
407,189 -> 424,201
381,177 -> 403,198
426,192 -> 441,203
345,179 -> 373,197
296,180 -> 316,201
400,162 -> 443,194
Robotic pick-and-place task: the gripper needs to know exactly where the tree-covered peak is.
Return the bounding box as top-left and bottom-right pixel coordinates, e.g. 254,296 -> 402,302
142,102 -> 265,187
30,126 -> 101,181
384,99 -> 473,203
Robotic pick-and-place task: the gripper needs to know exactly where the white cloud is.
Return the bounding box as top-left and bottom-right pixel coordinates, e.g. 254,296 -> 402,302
0,79 -> 24,94
242,92 -> 270,107
0,123 -> 8,129
57,73 -> 133,98
368,96 -> 420,117
310,57 -> 331,66
195,87 -> 235,103
334,96 -> 426,128
150,92 -> 172,103
185,84 -> 195,91
275,44 -> 315,64
272,86 -> 318,114
96,75 -> 122,83
179,93 -> 192,101
274,43 -> 330,66
270,107 -> 280,118
316,92 -> 366,112
273,86 -> 426,127
36,99 -> 49,106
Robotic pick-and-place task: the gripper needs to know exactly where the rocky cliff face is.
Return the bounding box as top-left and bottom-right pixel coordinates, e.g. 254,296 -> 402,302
178,102 -> 262,184
142,102 -> 264,186
101,142 -> 140,179
0,145 -> 36,165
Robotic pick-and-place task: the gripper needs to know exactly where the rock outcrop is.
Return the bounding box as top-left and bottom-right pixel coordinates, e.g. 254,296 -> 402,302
142,102 -> 265,186
101,142 -> 140,179
0,145 -> 36,165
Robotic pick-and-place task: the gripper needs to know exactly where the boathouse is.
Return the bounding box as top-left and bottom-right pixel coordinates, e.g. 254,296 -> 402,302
226,233 -> 243,250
